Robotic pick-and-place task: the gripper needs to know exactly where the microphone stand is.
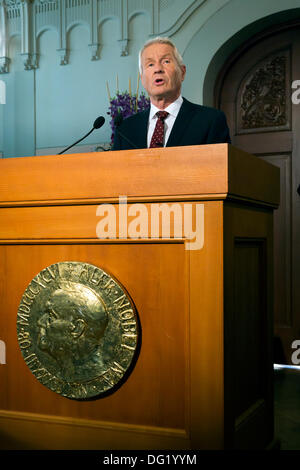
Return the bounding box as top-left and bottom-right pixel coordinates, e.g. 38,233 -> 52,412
58,116 -> 105,155
58,128 -> 95,155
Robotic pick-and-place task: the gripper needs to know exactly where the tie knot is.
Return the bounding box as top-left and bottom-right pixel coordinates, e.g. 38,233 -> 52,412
156,111 -> 169,121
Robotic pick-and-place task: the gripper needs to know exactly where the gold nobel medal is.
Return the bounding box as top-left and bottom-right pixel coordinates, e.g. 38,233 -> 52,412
16,262 -> 140,399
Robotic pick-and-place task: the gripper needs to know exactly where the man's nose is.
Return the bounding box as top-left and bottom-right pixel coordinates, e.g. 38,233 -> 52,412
153,63 -> 164,73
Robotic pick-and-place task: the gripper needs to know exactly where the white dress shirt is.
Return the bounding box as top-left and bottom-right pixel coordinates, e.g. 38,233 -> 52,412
147,95 -> 183,147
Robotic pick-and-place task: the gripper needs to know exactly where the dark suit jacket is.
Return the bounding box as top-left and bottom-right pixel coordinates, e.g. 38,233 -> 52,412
112,97 -> 231,150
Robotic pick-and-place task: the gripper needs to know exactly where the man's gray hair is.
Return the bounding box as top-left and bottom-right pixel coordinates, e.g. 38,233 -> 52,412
138,36 -> 184,74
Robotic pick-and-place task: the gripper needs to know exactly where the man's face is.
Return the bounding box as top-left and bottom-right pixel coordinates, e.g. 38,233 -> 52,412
37,298 -> 75,358
140,43 -> 186,105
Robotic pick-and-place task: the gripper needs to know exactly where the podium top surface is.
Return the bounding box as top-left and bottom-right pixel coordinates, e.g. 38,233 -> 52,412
0,144 -> 279,208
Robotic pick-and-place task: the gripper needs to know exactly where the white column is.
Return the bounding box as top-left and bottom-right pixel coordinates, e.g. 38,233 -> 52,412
20,0 -> 36,70
57,0 -> 68,65
118,0 -> 128,57
0,0 -> 10,73
88,0 -> 99,60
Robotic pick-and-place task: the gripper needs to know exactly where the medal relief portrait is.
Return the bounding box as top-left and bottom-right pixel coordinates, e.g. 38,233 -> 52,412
17,262 -> 140,399
37,282 -> 109,382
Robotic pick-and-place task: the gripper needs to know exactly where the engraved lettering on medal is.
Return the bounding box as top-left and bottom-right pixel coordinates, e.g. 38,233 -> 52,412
18,304 -> 31,314
91,270 -> 101,285
17,330 -> 32,349
32,275 -> 47,289
103,278 -> 115,289
121,342 -> 136,351
119,309 -> 135,320
28,284 -> 40,296
102,362 -> 126,387
17,312 -> 30,326
114,294 -> 130,310
78,265 -> 89,281
24,353 -> 37,363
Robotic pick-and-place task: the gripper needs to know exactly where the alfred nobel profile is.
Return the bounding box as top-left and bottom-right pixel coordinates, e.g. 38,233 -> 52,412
37,282 -> 109,382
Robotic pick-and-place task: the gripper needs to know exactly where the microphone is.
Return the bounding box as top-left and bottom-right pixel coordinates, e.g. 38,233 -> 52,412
114,114 -> 138,149
93,116 -> 105,129
58,116 -> 105,155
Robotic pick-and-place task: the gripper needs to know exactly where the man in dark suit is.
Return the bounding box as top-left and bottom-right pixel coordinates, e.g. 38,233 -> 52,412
113,37 -> 230,150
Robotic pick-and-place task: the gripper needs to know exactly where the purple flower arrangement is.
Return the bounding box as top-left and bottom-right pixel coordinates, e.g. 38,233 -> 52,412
107,89 -> 150,145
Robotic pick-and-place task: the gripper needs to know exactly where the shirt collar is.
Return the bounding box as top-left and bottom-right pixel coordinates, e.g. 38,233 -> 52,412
149,95 -> 183,120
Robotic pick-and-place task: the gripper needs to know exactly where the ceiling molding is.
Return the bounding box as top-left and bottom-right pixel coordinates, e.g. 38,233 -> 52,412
0,0 -> 201,72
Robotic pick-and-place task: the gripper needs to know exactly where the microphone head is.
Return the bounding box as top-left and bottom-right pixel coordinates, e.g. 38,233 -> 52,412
114,113 -> 123,127
93,116 -> 105,129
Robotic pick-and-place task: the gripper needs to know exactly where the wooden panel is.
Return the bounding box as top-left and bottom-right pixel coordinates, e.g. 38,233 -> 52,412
0,200 -> 227,449
0,145 -> 279,208
0,410 -> 189,450
189,201 -> 224,449
228,146 -> 280,207
234,131 -> 293,155
0,145 -> 229,204
261,155 -> 291,327
0,242 -> 188,430
223,202 -> 274,449
233,240 -> 267,419
0,202 -> 199,241
0,204 -> 107,240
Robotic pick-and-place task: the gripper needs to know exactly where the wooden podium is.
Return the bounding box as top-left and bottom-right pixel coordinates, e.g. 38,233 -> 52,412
0,144 -> 279,450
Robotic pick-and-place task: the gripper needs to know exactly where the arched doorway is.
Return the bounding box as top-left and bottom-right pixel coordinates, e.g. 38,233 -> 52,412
216,20 -> 300,364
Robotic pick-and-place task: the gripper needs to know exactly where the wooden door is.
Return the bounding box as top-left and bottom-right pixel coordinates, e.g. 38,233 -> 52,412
217,23 -> 300,364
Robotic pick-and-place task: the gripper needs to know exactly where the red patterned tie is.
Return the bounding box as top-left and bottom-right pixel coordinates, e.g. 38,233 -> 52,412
149,111 -> 169,148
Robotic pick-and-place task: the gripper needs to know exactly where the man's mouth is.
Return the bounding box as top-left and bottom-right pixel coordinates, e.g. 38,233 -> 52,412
154,78 -> 164,85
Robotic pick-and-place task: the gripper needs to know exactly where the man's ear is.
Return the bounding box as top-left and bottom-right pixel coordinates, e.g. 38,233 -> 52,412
71,318 -> 86,338
140,70 -> 146,88
181,65 -> 186,82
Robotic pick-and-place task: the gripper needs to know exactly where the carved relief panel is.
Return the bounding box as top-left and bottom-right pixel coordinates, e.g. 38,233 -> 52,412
236,49 -> 291,133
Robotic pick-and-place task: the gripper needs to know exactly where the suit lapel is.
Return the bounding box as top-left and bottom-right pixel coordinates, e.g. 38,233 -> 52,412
133,109 -> 149,149
166,98 -> 196,147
